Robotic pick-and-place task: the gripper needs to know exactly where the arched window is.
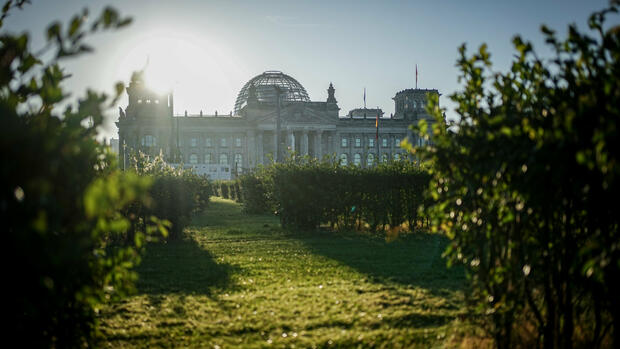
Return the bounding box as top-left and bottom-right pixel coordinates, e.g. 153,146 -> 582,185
393,153 -> 401,161
234,153 -> 243,167
413,101 -> 417,109
381,153 -> 389,163
367,153 -> 375,166
354,153 -> 361,166
340,153 -> 348,166
219,153 -> 228,165
189,154 -> 198,164
205,153 -> 212,164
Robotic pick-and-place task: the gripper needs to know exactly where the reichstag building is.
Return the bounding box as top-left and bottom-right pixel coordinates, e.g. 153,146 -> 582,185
117,70 -> 438,174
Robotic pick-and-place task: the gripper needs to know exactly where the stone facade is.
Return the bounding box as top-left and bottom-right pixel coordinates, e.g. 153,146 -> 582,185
116,71 -> 439,173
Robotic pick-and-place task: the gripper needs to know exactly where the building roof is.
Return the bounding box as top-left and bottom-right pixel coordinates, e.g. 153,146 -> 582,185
234,71 -> 310,114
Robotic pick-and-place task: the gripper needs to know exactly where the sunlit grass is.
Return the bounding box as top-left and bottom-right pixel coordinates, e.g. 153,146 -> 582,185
98,197 -> 465,348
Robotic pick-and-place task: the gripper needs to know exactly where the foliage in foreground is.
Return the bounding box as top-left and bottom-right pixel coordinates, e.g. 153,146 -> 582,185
412,7 -> 620,348
237,159 -> 430,231
1,3 -> 166,347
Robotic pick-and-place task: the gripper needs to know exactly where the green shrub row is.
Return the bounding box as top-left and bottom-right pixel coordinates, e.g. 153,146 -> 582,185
212,180 -> 243,202
238,159 -> 430,230
128,152 -> 212,240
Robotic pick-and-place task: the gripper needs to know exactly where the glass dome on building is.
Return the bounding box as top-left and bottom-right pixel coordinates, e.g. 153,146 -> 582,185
234,71 -> 310,114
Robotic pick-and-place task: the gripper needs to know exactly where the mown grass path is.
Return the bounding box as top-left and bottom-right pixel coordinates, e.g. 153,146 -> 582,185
98,197 -> 465,348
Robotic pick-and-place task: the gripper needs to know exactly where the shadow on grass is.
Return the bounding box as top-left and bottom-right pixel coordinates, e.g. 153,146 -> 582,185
381,312 -> 454,328
297,231 -> 464,292
135,237 -> 236,296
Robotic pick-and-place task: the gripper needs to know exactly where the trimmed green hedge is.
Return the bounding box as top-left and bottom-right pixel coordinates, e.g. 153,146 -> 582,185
238,159 -> 430,231
129,152 -> 212,240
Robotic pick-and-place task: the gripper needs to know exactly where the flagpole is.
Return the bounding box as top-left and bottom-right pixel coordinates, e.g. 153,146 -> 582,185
363,87 -> 366,109
376,107 -> 380,165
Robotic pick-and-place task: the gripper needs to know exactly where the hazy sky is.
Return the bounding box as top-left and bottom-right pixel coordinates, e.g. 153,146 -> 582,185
3,0 -> 615,139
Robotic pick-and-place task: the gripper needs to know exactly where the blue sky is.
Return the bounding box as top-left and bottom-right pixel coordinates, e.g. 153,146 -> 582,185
3,0 -> 615,139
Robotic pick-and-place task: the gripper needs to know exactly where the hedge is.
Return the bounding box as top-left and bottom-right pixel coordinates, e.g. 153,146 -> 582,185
238,159 -> 430,231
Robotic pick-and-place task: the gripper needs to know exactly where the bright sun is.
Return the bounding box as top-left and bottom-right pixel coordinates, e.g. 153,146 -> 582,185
114,29 -> 246,115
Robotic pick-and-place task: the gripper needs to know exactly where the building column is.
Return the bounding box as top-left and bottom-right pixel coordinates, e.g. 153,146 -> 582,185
246,130 -> 255,169
334,131 -> 340,156
302,130 -> 309,156
287,129 -> 294,153
258,131 -> 264,165
315,131 -> 323,160
271,131 -> 277,163
229,134 -> 234,167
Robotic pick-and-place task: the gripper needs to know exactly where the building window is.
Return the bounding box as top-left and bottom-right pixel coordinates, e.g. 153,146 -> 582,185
205,153 -> 213,164
368,138 -> 375,148
234,153 -> 242,167
220,137 -> 227,147
219,153 -> 228,165
413,101 -> 417,109
189,154 -> 198,164
235,137 -> 242,147
395,138 -> 401,148
381,153 -> 389,163
382,138 -> 388,147
141,134 -> 155,147
394,153 -> 401,161
205,137 -> 212,147
353,153 -> 361,166
341,137 -> 348,147
355,137 -> 361,147
191,137 -> 198,147
339,153 -> 348,166
367,153 -> 375,166
137,99 -> 142,103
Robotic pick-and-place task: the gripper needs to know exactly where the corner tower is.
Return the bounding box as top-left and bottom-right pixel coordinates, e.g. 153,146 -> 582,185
392,88 -> 439,120
116,73 -> 175,169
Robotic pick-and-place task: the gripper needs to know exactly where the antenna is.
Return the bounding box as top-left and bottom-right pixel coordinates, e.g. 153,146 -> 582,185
415,64 -> 418,89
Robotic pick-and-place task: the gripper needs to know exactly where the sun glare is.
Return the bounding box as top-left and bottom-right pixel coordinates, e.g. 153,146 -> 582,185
115,29 -> 246,115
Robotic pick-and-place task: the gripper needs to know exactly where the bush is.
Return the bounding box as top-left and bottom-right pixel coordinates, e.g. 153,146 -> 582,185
129,152 -> 211,240
1,4 -> 166,346
242,157 -> 430,231
413,7 -> 620,348
239,167 -> 275,214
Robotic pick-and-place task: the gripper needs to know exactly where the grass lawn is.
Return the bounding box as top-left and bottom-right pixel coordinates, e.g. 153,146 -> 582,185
98,197 -> 465,348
